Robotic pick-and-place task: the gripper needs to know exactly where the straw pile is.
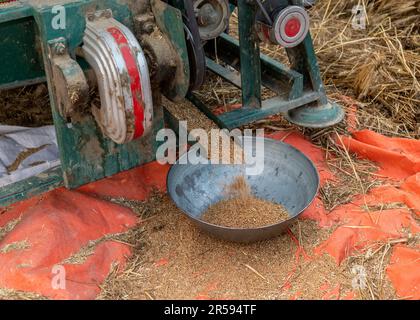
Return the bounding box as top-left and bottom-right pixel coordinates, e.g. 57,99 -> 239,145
0,84 -> 52,127
310,0 -> 419,134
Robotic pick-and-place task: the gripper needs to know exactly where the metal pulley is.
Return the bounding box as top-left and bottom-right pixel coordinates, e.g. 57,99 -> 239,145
255,4 -> 310,48
181,0 -> 206,90
193,0 -> 230,40
82,10 -> 153,144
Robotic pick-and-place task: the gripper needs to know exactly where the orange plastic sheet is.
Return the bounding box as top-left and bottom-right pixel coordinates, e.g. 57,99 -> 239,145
0,163 -> 169,299
0,128 -> 418,299
317,131 -> 419,299
78,161 -> 169,201
269,130 -> 419,299
386,245 -> 420,299
337,130 -> 420,180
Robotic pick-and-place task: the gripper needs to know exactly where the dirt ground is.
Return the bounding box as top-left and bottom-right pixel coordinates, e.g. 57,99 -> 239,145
98,192 -> 397,300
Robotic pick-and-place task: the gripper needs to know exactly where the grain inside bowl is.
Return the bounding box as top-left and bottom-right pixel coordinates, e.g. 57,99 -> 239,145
201,176 -> 290,228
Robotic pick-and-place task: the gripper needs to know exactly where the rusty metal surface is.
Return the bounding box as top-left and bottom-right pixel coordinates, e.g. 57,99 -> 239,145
48,38 -> 89,118
193,0 -> 229,40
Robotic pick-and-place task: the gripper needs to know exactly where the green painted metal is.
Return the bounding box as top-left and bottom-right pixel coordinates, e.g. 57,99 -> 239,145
151,0 -> 190,101
188,0 -> 344,130
237,0 -> 261,109
199,32 -> 325,129
190,91 -> 320,130
0,0 -> 136,89
0,17 -> 45,89
205,58 -> 242,87
260,55 -> 304,100
284,33 -> 345,126
0,2 -> 32,23
208,33 -> 304,100
0,167 -> 63,207
286,33 -> 327,103
285,101 -> 345,128
0,0 -> 190,206
0,0 -> 343,206
30,1 -> 161,190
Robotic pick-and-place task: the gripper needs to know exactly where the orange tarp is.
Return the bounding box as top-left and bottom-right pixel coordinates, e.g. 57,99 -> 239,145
0,163 -> 169,299
387,245 -> 420,299
338,130 -> 420,180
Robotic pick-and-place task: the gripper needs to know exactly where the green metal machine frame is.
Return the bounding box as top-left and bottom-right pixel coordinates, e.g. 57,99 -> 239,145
0,0 -> 343,207
0,0 -> 189,206
188,0 -> 344,130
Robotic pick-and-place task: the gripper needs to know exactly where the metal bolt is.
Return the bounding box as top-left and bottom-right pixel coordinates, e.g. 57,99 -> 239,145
197,3 -> 218,26
142,22 -> 154,34
54,42 -> 66,55
103,9 -> 112,19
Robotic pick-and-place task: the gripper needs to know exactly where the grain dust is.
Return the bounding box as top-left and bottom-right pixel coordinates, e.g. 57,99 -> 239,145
162,96 -> 244,164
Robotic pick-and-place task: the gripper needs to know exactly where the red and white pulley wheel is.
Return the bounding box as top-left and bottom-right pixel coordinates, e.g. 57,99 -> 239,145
257,5 -> 310,48
82,10 -> 153,144
273,6 -> 310,48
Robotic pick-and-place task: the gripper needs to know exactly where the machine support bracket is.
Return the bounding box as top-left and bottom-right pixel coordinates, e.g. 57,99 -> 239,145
47,37 -> 89,119
189,0 -> 344,129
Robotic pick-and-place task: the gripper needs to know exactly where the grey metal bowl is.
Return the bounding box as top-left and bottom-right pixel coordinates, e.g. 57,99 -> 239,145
167,137 -> 319,243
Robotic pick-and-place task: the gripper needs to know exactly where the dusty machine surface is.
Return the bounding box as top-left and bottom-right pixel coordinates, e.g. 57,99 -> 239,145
0,0 -> 343,206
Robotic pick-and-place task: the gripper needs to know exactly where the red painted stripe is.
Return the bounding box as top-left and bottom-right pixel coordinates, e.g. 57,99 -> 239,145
262,25 -> 270,41
107,27 -> 145,139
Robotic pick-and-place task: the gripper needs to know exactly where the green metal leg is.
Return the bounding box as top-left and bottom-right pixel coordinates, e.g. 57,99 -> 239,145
208,34 -> 304,100
284,34 -> 344,127
190,0 -> 344,129
31,2 -> 162,189
237,0 -> 261,109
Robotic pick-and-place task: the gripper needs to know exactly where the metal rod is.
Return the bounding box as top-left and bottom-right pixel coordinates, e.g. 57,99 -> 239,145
254,0 -> 273,25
